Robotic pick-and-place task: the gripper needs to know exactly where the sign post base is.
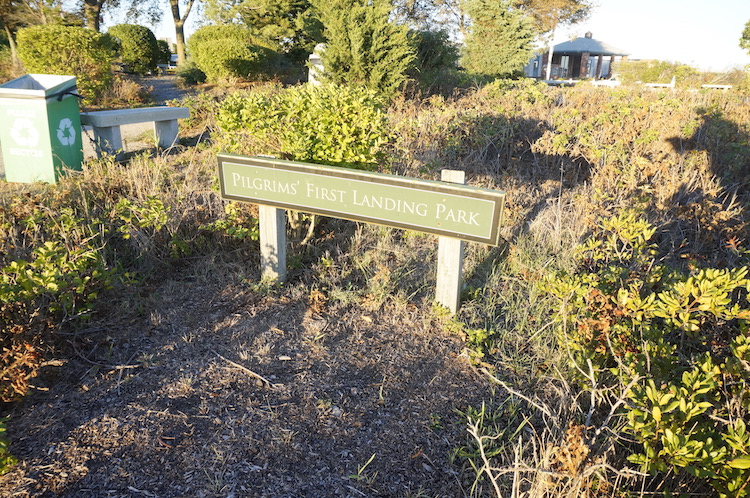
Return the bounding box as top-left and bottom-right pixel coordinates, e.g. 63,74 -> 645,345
259,205 -> 287,283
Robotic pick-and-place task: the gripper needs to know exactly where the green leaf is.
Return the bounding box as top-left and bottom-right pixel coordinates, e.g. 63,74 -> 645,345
652,405 -> 662,424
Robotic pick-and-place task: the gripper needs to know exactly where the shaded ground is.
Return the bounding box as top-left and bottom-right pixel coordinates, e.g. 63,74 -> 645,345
0,276 -> 488,497
139,75 -> 194,105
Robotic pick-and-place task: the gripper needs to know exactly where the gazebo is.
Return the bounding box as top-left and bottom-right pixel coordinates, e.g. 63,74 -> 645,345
526,32 -> 629,80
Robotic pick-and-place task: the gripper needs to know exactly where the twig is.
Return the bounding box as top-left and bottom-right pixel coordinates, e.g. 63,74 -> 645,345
345,485 -> 367,497
467,418 -> 504,497
594,374 -> 642,437
212,350 -> 277,389
67,340 -> 141,370
481,368 -> 557,426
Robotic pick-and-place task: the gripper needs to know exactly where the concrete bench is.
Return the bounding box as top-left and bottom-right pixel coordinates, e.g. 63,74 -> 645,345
702,84 -> 732,90
644,76 -> 676,89
80,106 -> 189,158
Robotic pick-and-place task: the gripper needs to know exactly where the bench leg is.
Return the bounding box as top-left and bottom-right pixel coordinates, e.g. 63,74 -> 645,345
93,125 -> 123,159
154,119 -> 179,149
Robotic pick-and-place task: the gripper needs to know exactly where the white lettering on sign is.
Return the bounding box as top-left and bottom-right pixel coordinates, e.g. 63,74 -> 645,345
218,155 -> 505,245
352,190 -> 429,217
7,109 -> 35,118
307,184 -> 346,203
435,204 -> 481,226
231,172 -> 299,195
9,148 -> 43,157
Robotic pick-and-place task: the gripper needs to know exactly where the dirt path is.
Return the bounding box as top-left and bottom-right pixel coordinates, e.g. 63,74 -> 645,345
139,75 -> 191,105
0,276 -> 488,497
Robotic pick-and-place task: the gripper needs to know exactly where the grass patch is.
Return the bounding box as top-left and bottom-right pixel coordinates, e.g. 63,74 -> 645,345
2,81 -> 750,496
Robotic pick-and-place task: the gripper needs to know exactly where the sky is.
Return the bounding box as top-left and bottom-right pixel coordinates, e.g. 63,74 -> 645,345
557,0 -> 750,71
149,0 -> 750,73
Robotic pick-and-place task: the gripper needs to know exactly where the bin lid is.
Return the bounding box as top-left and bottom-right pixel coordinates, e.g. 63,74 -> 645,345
0,74 -> 77,99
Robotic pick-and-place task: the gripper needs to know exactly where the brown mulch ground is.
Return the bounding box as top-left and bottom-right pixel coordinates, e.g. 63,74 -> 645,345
0,275 -> 490,497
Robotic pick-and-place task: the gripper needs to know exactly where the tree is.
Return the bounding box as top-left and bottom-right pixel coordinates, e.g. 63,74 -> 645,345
83,0 -> 161,32
169,0 -> 196,66
0,0 -> 22,62
313,0 -> 416,99
0,0 -> 77,63
741,20 -> 750,54
204,0 -> 321,64
83,0 -> 102,30
461,0 -> 535,78
516,0 -> 590,35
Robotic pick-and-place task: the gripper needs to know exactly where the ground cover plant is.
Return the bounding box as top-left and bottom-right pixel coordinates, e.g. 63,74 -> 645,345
0,79 -> 749,496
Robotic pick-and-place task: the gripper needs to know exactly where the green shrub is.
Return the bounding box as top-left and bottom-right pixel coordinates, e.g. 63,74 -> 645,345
187,25 -> 273,82
176,60 -> 206,85
216,84 -> 389,170
0,202 -> 116,401
614,59 -> 701,88
17,25 -> 113,103
108,23 -> 159,75
545,212 -> 750,496
0,417 -> 17,475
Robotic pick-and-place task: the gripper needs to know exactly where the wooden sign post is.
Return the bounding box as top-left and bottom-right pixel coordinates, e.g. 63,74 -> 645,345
436,170 -> 466,313
218,154 -> 505,312
259,205 -> 286,282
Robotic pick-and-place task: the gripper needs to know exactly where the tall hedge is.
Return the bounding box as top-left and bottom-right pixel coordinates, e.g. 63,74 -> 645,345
108,24 -> 159,75
187,25 -> 274,82
17,25 -> 113,103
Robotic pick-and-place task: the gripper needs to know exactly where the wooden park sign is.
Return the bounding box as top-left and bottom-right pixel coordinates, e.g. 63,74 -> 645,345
217,154 -> 506,312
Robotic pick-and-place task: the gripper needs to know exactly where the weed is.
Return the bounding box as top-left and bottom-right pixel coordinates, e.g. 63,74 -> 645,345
348,453 -> 378,484
0,417 -> 18,475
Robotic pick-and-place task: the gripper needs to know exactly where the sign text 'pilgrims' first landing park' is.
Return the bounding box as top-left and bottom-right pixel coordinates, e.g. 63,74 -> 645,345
218,155 -> 505,246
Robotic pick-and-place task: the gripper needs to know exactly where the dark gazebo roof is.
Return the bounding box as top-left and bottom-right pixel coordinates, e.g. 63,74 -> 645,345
553,32 -> 629,56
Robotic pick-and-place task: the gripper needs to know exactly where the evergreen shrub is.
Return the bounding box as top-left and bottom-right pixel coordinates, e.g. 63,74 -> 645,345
313,0 -> 416,99
156,39 -> 172,66
410,29 -> 460,93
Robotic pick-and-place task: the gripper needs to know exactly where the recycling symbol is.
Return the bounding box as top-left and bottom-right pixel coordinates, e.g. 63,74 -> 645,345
57,118 -> 76,147
9,118 -> 40,147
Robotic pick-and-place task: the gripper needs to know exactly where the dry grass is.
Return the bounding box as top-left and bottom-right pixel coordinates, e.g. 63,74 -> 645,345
0,81 -> 748,496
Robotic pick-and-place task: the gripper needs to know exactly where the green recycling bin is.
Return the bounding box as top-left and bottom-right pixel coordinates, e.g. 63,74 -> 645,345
0,74 -> 84,184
